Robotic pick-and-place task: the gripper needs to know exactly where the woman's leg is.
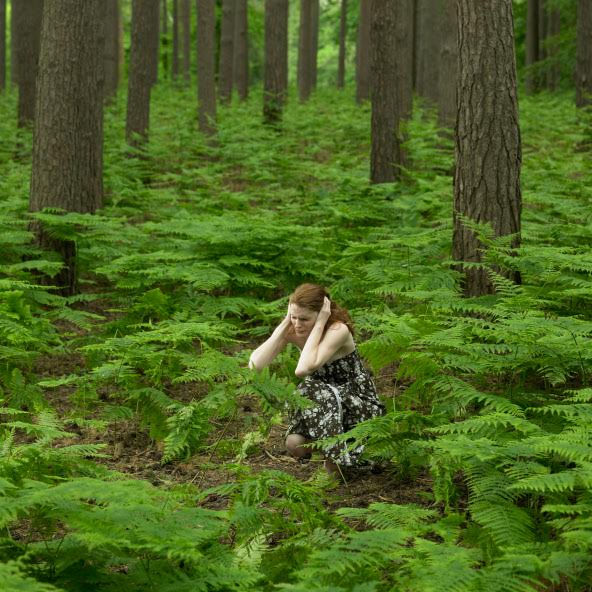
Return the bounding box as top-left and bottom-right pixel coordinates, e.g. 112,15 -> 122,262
285,433 -> 311,460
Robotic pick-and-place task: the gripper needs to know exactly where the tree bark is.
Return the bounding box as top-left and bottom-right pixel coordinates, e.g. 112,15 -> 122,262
395,0 -> 414,121
148,0 -> 160,86
370,0 -> 403,184
172,0 -> 179,78
263,0 -> 289,124
438,0 -> 458,129
182,0 -> 191,81
311,0 -> 319,90
525,0 -> 539,94
29,0 -> 104,295
298,0 -> 314,102
104,0 -> 121,101
233,0 -> 249,100
576,0 -> 592,109
337,0 -> 347,89
197,0 -> 216,134
13,0 -> 43,127
453,0 -> 522,297
218,0 -> 235,104
0,0 -> 5,91
415,0 -> 440,106
126,0 -> 158,147
356,0 -> 372,103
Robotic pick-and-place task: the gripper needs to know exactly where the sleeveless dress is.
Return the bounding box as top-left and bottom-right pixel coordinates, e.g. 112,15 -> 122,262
287,349 -> 385,467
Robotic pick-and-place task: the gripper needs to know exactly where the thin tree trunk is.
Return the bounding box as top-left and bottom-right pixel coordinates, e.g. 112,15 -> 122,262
311,0 -> 319,90
14,0 -> 43,127
370,0 -> 402,184
538,0 -> 547,63
453,0 -> 522,297
356,0 -> 372,103
162,0 -> 169,77
104,0 -> 121,101
182,0 -> 191,81
30,0 -> 104,295
10,1 -> 15,86
172,0 -> 179,78
162,0 -> 168,34
298,0 -> 314,102
126,0 -> 158,147
148,0 -> 160,86
415,0 -> 440,106
395,0 -> 414,121
197,0 -> 216,134
218,0 -> 235,104
576,0 -> 592,109
0,0 -> 5,91
337,0 -> 347,89
263,0 -> 289,124
438,0 -> 458,129
233,0 -> 249,100
525,0 -> 539,94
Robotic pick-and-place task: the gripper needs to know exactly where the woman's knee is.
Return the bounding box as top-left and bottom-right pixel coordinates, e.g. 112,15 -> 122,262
285,433 -> 310,459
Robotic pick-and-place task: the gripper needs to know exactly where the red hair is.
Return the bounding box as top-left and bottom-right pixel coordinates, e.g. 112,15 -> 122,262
289,283 -> 354,336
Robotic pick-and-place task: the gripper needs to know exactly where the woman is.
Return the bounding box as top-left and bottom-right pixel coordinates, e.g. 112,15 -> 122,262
249,283 -> 384,476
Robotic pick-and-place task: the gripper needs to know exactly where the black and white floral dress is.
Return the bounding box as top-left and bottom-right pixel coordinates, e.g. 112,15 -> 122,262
287,349 -> 384,467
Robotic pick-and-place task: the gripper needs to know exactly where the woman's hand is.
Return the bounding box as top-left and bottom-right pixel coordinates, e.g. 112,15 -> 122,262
316,296 -> 332,326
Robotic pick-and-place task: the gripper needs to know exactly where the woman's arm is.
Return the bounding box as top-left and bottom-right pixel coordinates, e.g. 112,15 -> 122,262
295,298 -> 349,377
248,313 -> 293,371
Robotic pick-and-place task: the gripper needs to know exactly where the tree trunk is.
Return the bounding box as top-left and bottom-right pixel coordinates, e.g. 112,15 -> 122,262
126,0 -> 158,147
546,6 -> 560,90
356,0 -> 372,103
13,0 -> 43,127
29,0 -> 104,295
453,0 -> 522,297
197,0 -> 216,134
10,1 -> 15,86
298,0 -> 314,102
0,0 -> 5,91
162,0 -> 168,34
148,0 -> 160,86
438,0 -> 458,129
104,0 -> 121,101
395,0 -> 414,121
525,0 -> 539,94
538,0 -> 547,62
415,0 -> 440,106
311,0 -> 319,90
172,0 -> 179,78
182,0 -> 191,81
233,0 -> 249,100
218,0 -> 235,104
370,0 -> 403,184
263,0 -> 289,124
337,0 -> 347,89
576,0 -> 592,109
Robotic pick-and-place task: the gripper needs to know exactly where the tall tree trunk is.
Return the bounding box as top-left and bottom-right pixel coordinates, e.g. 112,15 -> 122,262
14,0 -> 43,127
311,0 -> 319,90
104,0 -> 121,101
415,0 -> 440,106
197,0 -> 216,134
263,0 -> 289,124
148,0 -> 160,86
395,0 -> 414,121
525,0 -> 539,94
438,0 -> 458,129
0,0 -> 5,92
356,0 -> 372,103
538,0 -> 547,63
218,0 -> 235,104
161,0 -> 169,78
182,0 -> 191,81
162,0 -> 168,34
453,0 -> 522,297
298,0 -> 314,102
30,0 -> 104,295
546,6 -> 561,90
172,0 -> 179,78
576,0 -> 592,109
370,0 -> 402,184
337,0 -> 347,89
126,0 -> 158,147
233,0 -> 249,100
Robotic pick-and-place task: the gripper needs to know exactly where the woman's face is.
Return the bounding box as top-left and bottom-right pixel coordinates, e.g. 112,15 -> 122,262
289,303 -> 318,338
